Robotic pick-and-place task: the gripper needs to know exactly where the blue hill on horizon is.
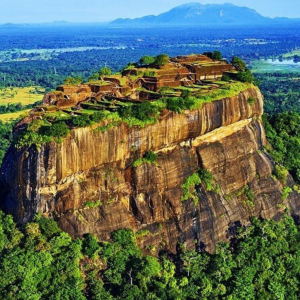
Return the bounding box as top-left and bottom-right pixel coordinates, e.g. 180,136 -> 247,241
111,3 -> 300,27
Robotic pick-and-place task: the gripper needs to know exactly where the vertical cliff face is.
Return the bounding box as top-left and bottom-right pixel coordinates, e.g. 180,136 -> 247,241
1,87 -> 300,253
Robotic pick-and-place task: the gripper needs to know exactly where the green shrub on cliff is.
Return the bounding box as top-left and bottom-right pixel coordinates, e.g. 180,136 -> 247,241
143,70 -> 156,77
282,186 -> 292,200
119,101 -> 159,127
132,151 -> 158,167
182,169 -> 219,204
231,56 -> 247,71
15,111 -> 107,149
16,119 -> 70,149
154,54 -> 170,66
90,111 -> 106,122
165,95 -> 195,113
84,200 -> 102,208
274,165 -> 289,184
98,67 -> 112,76
71,113 -> 93,127
71,111 -> 105,128
236,69 -> 256,84
203,50 -> 223,60
41,121 -> 70,138
243,184 -> 255,207
181,172 -> 202,203
16,119 -> 53,149
230,56 -> 259,85
248,96 -> 256,106
198,168 -> 215,192
139,55 -> 156,66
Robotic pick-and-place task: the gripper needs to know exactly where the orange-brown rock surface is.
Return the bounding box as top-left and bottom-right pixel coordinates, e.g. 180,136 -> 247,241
1,87 -> 300,253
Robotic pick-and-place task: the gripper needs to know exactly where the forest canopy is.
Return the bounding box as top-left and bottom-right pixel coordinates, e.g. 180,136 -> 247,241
1,210 -> 300,299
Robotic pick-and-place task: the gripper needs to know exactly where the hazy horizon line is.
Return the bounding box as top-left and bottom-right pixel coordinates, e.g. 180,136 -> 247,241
1,2 -> 300,26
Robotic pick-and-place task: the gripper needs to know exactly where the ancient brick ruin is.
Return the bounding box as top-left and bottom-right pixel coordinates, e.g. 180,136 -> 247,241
42,54 -> 236,110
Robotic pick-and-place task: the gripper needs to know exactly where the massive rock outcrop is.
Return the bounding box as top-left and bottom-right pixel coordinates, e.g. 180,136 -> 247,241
1,87 -> 300,253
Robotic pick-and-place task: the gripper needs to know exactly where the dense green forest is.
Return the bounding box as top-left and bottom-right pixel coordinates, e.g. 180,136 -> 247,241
263,112 -> 300,183
0,121 -> 13,163
1,209 -> 300,299
257,73 -> 300,115
1,24 -> 300,89
0,101 -> 42,114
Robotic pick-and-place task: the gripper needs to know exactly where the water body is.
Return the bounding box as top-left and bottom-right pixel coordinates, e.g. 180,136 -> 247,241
0,46 -> 127,55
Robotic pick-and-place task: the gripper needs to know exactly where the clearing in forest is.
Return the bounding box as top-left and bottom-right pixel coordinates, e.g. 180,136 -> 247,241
0,86 -> 44,106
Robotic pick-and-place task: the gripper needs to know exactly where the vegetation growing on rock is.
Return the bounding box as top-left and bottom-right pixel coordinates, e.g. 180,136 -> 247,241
132,151 -> 158,167
203,50 -> 223,60
14,81 -> 253,150
139,54 -> 170,66
10,52 -> 258,150
15,111 -> 107,149
64,76 -> 83,85
139,55 -> 156,66
181,168 -> 218,204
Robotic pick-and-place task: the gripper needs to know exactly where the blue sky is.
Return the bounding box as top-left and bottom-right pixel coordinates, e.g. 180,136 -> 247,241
1,0 -> 300,23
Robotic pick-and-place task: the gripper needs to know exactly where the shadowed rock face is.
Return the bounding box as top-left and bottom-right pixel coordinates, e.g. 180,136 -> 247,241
1,87 -> 300,253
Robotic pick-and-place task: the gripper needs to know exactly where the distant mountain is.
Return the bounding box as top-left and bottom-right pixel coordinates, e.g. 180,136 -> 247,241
111,3 -> 299,27
0,21 -> 71,28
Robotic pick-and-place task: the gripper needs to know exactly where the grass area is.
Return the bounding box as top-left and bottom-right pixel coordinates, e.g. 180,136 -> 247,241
88,80 -> 111,86
193,84 -> 212,89
250,60 -> 300,73
45,111 -> 71,121
214,81 -> 229,85
0,86 -> 44,106
173,86 -> 197,92
119,77 -> 128,85
191,82 -> 253,109
129,75 -> 139,81
283,50 -> 300,58
103,75 -> 128,86
136,87 -> 159,95
0,109 -> 30,123
77,109 -> 98,115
